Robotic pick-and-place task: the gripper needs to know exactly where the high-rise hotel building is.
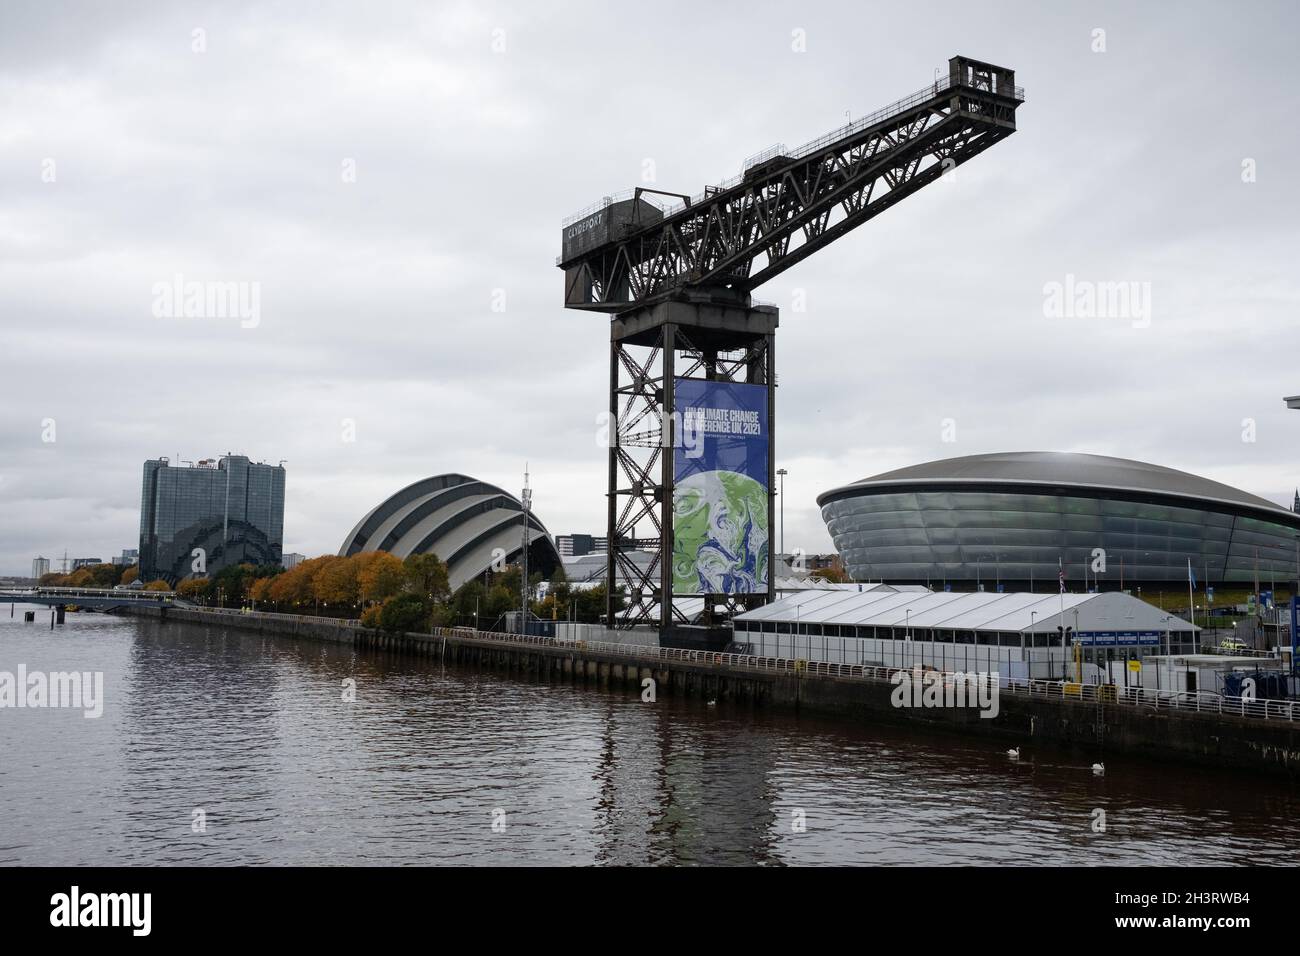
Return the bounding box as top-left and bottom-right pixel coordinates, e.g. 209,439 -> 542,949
139,455 -> 285,584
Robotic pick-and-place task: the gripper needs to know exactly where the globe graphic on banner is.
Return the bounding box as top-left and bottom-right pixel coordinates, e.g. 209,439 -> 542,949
672,470 -> 769,594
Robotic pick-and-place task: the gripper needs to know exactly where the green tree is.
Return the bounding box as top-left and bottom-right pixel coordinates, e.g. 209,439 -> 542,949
497,565 -> 521,597
549,567 -> 572,616
377,593 -> 431,634
483,583 -> 516,623
213,563 -> 255,606
449,580 -> 486,626
403,553 -> 450,604
574,583 -> 624,624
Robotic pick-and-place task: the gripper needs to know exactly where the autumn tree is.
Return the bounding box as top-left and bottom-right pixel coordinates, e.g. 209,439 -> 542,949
314,554 -> 361,608
177,578 -> 211,602
358,552 -> 406,605
249,576 -> 275,607
66,568 -> 95,587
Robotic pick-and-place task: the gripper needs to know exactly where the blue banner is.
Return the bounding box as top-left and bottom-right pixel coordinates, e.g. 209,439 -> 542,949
671,378 -> 769,595
1074,630 -> 1163,646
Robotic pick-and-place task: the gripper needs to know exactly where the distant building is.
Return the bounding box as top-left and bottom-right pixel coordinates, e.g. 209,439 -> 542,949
111,549 -> 139,567
31,557 -> 50,579
71,557 -> 103,570
282,552 -> 306,570
139,454 -> 285,585
555,534 -> 596,558
558,533 -> 659,557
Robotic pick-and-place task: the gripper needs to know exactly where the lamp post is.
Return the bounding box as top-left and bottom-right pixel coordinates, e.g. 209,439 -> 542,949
1030,610 -> 1037,680
777,468 -> 788,560
520,466 -> 532,635
1072,608 -> 1081,684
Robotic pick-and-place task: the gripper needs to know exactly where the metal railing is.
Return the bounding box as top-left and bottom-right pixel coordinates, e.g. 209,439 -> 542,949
421,626 -> 1295,723
184,605 -> 362,627
559,69 -> 1025,229
1,586 -> 178,600
742,143 -> 788,170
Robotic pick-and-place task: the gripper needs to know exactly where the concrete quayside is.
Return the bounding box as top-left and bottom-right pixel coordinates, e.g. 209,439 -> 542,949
114,603 -> 1300,780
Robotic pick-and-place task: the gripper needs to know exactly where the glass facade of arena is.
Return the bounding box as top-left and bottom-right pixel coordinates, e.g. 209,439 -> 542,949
139,456 -> 285,585
822,489 -> 1300,588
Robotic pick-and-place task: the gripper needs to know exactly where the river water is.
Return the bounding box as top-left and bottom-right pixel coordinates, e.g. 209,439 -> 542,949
1,607 -> 1296,866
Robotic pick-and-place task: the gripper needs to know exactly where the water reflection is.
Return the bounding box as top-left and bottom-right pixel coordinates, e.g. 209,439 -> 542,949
0,608 -> 1297,865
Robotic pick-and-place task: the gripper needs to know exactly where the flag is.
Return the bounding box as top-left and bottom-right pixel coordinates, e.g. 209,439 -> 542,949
1187,558 -> 1197,590
1058,564 -> 1065,594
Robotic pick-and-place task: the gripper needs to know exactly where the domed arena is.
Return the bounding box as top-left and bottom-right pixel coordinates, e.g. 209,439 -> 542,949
819,452 -> 1300,590
339,474 -> 560,590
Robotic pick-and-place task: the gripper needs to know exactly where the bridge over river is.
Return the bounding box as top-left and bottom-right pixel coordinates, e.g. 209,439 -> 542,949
0,586 -> 192,613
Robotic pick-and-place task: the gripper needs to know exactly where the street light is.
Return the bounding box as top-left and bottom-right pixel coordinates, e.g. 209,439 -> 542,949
1030,610 -> 1037,679
776,468 -> 788,559
1072,608 -> 1081,683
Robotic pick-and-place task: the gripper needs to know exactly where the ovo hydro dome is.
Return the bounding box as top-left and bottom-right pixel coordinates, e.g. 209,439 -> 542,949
818,452 -> 1300,591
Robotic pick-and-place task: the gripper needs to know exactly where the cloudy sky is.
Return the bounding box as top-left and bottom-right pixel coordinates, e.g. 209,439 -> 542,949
1,0 -> 1296,576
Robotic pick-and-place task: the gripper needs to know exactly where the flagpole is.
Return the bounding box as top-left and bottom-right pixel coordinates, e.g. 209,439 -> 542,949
1187,557 -> 1195,631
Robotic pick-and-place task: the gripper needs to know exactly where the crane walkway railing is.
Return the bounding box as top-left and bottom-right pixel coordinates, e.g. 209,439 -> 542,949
560,69 -> 1026,230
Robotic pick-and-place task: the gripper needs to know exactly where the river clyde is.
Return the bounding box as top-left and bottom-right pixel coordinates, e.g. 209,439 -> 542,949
2,607 -> 1298,866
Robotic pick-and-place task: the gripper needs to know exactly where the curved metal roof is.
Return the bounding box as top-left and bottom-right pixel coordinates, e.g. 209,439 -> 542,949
339,474 -> 560,591
818,451 -> 1299,523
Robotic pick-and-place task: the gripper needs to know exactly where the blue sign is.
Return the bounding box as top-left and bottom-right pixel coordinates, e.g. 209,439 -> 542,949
1073,630 -> 1162,647
671,378 -> 769,595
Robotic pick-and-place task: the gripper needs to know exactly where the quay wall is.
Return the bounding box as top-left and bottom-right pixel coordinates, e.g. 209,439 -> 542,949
125,604 -> 1300,780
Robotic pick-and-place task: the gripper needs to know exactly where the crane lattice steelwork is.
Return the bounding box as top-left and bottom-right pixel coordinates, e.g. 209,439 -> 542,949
558,56 -> 1023,640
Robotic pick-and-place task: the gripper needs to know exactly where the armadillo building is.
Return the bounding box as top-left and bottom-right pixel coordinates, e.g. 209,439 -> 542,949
339,474 -> 560,591
819,452 -> 1300,591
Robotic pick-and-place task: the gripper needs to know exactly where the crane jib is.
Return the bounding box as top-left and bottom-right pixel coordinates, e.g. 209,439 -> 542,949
558,55 -> 1022,311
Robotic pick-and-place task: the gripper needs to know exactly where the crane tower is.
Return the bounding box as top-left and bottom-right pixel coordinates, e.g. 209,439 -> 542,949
558,56 -> 1023,640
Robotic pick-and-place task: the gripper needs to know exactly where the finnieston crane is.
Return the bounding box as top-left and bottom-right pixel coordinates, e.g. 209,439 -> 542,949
558,56 -> 1023,639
